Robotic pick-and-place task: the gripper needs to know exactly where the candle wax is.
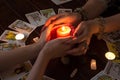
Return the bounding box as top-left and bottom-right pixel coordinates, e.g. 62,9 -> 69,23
56,26 -> 71,37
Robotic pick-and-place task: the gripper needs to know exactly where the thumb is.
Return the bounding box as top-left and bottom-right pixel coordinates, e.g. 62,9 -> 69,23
72,29 -> 87,44
57,36 -> 73,43
73,22 -> 84,37
45,14 -> 65,27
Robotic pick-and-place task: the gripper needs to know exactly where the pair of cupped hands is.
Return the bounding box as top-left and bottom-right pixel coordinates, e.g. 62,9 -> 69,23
39,12 -> 99,59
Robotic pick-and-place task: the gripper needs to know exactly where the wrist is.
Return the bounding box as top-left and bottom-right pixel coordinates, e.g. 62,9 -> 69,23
33,41 -> 46,57
74,7 -> 88,21
93,17 -> 106,39
40,48 -> 52,60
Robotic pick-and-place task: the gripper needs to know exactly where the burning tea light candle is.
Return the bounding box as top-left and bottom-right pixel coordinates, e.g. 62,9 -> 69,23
15,33 -> 25,40
105,52 -> 116,60
56,26 -> 71,37
90,59 -> 97,70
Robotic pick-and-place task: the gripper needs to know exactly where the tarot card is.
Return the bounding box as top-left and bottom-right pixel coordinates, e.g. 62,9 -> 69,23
0,30 -> 18,42
90,71 -> 113,80
0,61 -> 32,80
8,20 -> 36,34
51,0 -> 72,5
58,8 -> 72,14
25,11 -> 46,27
104,61 -> 120,80
0,42 -> 25,51
0,30 -> 28,42
40,8 -> 56,19
102,30 -> 120,43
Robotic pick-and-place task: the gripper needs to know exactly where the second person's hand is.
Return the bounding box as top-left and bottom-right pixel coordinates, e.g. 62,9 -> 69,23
44,12 -> 82,28
41,37 -> 75,59
66,19 -> 100,56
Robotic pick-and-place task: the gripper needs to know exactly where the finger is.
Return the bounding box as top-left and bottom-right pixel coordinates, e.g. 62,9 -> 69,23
66,45 -> 88,56
73,22 -> 85,37
51,17 -> 74,27
44,15 -> 59,27
57,36 -> 73,42
71,32 -> 87,44
66,46 -> 83,55
45,13 -> 67,27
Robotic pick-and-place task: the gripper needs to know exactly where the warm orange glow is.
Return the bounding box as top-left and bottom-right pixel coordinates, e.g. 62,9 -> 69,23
57,26 -> 71,37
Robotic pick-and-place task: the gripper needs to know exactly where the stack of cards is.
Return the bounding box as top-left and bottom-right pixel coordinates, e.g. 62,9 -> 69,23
51,0 -> 72,5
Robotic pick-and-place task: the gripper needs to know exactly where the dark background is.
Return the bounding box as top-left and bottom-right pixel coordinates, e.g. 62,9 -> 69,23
0,0 -> 119,80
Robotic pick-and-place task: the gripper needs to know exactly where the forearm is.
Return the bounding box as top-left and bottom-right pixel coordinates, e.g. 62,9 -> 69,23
104,13 -> 120,33
0,41 -> 45,72
27,50 -> 51,80
82,0 -> 108,19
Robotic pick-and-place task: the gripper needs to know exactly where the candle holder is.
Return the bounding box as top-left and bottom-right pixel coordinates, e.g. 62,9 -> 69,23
49,24 -> 75,40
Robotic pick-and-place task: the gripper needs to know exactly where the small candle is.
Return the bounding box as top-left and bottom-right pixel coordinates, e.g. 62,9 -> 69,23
15,33 -> 25,40
90,59 -> 97,70
105,52 -> 116,60
56,26 -> 71,37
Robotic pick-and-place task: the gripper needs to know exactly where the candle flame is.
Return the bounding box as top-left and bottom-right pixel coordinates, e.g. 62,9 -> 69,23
56,25 -> 71,37
61,26 -> 66,31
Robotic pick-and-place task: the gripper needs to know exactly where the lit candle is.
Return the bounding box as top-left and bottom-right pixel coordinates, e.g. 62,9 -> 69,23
90,59 -> 97,70
56,26 -> 71,37
105,52 -> 116,60
15,33 -> 25,40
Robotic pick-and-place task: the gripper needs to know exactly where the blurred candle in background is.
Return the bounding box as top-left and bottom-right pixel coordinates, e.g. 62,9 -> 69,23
105,52 -> 116,60
15,33 -> 25,40
90,59 -> 97,70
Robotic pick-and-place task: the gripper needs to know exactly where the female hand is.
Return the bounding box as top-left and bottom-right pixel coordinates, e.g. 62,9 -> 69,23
41,37 -> 74,59
36,26 -> 53,51
44,12 -> 82,28
66,20 -> 100,55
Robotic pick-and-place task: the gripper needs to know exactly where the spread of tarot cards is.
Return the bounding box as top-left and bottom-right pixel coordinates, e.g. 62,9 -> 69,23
91,61 -> 120,80
2,0 -> 115,80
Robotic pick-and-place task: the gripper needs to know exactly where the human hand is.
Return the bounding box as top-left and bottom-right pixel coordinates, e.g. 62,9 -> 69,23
66,20 -> 100,55
41,37 -> 74,59
66,41 -> 88,56
44,12 -> 82,28
36,26 -> 53,49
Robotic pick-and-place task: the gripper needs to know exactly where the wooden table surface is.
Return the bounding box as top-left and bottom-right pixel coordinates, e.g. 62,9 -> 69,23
1,0 -> 117,80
